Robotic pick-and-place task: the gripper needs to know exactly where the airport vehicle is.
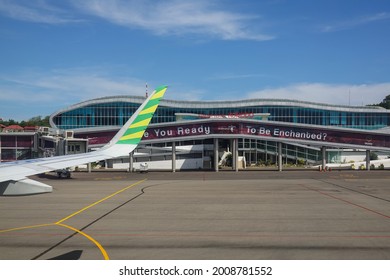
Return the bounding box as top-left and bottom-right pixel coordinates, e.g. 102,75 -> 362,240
0,85 -> 168,196
56,168 -> 71,179
139,162 -> 148,173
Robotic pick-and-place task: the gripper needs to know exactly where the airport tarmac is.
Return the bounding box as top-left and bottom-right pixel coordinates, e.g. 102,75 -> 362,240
0,170 -> 389,260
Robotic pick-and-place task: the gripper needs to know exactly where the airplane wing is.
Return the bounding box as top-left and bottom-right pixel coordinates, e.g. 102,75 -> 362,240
0,85 -> 168,196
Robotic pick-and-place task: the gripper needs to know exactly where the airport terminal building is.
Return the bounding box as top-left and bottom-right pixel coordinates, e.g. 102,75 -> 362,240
1,94 -> 390,169
35,95 -> 390,171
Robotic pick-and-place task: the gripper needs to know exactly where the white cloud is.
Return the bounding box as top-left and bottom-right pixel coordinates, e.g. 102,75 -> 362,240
246,83 -> 390,106
0,68 -> 204,119
0,0 -> 273,40
0,68 -> 149,120
0,0 -> 81,24
0,0 -> 274,41
3,68 -> 389,122
321,12 -> 390,33
73,0 -> 273,41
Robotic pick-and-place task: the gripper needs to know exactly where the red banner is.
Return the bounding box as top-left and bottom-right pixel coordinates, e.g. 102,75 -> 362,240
76,120 -> 390,149
142,121 -> 390,149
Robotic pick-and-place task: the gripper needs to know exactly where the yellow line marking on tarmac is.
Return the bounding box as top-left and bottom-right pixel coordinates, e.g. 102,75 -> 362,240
56,179 -> 147,224
57,223 -> 110,260
0,223 -> 54,234
0,179 -> 147,260
0,223 -> 110,260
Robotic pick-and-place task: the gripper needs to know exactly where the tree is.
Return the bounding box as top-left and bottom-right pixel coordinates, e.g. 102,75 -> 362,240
371,94 -> 390,109
0,116 -> 50,127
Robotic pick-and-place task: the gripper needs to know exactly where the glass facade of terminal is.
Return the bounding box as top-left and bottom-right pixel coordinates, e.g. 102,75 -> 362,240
52,99 -> 390,131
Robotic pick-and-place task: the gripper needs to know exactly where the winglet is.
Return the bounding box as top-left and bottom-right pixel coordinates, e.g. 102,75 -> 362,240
116,85 -> 167,145
112,85 -> 168,146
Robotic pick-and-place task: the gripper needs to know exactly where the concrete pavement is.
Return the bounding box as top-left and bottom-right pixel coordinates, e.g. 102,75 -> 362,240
0,170 -> 389,260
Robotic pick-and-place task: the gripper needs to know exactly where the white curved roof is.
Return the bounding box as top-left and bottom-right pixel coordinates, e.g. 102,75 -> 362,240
52,95 -> 388,113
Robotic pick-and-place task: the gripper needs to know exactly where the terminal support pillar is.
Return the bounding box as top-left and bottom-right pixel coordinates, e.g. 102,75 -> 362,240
233,138 -> 239,172
321,147 -> 326,170
214,138 -> 219,172
88,162 -> 91,173
106,159 -> 114,169
278,142 -> 283,171
129,152 -> 134,173
236,138 -> 239,172
172,142 -> 176,172
366,150 -> 371,171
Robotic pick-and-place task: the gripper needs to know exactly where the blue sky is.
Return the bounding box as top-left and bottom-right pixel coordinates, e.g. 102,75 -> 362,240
1,0 -> 390,121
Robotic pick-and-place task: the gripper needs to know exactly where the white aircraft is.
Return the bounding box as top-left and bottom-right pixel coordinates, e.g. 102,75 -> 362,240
0,85 -> 168,196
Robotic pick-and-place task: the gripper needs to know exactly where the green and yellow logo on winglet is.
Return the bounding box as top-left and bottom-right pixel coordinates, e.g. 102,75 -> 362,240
116,85 -> 167,145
